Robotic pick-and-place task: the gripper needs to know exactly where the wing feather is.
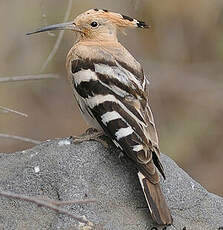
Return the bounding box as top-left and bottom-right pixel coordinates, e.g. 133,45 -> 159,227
69,50 -> 164,182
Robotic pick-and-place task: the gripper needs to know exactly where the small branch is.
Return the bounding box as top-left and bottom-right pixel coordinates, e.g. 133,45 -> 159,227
40,197 -> 97,206
40,1 -> 56,37
0,73 -> 59,83
0,105 -> 28,117
40,0 -> 73,72
132,0 -> 140,10
0,133 -> 41,145
0,190 -> 93,225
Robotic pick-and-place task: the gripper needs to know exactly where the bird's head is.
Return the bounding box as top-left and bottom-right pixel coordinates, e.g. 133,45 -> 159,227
27,9 -> 150,41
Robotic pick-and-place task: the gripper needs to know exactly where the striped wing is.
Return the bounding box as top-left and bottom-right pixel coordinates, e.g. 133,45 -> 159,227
70,56 -> 165,182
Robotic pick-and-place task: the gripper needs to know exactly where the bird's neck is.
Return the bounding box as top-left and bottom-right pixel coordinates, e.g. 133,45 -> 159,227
77,39 -> 119,47
79,35 -> 118,44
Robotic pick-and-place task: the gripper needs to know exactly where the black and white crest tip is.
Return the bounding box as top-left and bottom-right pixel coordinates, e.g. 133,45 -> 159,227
121,14 -> 150,28
122,15 -> 134,22
136,20 -> 150,28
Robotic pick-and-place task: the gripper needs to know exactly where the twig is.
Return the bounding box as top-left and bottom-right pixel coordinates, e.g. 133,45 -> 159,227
132,0 -> 140,10
0,73 -> 59,83
0,190 -> 93,225
0,133 -> 41,145
0,106 -> 28,117
40,0 -> 73,72
40,1 -> 56,37
40,197 -> 97,206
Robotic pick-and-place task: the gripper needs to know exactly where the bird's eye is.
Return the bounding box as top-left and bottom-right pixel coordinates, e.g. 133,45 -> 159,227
91,21 -> 98,28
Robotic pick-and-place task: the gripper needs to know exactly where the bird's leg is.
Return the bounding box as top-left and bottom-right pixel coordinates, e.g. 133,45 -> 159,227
71,128 -> 109,148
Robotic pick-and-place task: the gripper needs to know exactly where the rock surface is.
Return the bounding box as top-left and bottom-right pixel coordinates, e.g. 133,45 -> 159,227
0,138 -> 222,230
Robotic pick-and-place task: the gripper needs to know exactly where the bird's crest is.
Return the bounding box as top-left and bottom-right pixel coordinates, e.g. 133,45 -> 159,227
74,9 -> 150,29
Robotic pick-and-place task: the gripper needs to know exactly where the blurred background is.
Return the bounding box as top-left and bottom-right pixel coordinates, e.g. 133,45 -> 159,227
0,0 -> 223,196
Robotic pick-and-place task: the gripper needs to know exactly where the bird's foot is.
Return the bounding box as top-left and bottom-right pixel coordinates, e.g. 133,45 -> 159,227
71,128 -> 109,148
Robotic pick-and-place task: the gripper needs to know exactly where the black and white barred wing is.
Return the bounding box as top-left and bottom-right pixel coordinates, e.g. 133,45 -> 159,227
70,57 -> 164,181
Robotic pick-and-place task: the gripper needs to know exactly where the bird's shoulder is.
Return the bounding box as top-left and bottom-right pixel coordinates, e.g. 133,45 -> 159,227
67,41 -> 144,82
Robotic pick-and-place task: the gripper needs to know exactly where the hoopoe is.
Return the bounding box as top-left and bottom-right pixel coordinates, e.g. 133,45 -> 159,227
27,9 -> 173,225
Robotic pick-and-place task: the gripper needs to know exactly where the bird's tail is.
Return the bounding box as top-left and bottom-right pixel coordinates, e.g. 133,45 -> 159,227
138,172 -> 173,225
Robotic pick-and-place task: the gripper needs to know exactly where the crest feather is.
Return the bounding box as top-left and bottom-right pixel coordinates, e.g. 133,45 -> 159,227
81,9 -> 150,29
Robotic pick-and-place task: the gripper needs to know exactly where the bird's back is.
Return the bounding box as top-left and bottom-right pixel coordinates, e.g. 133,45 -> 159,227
67,41 -> 143,79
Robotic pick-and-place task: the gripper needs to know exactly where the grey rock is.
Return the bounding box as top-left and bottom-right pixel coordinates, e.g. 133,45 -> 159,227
0,138 -> 222,230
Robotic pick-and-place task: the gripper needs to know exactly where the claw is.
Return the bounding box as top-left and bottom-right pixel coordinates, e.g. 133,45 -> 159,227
71,129 -> 109,148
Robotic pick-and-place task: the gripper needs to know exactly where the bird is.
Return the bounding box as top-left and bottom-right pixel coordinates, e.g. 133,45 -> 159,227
27,8 -> 173,225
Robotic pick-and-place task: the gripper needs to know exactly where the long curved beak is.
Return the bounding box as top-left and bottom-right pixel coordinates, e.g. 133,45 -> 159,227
26,21 -> 82,35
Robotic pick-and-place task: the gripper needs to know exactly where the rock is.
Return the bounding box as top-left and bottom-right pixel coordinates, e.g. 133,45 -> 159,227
0,138 -> 222,230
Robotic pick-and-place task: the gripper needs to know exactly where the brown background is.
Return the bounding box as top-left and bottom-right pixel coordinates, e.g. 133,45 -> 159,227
0,0 -> 223,196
